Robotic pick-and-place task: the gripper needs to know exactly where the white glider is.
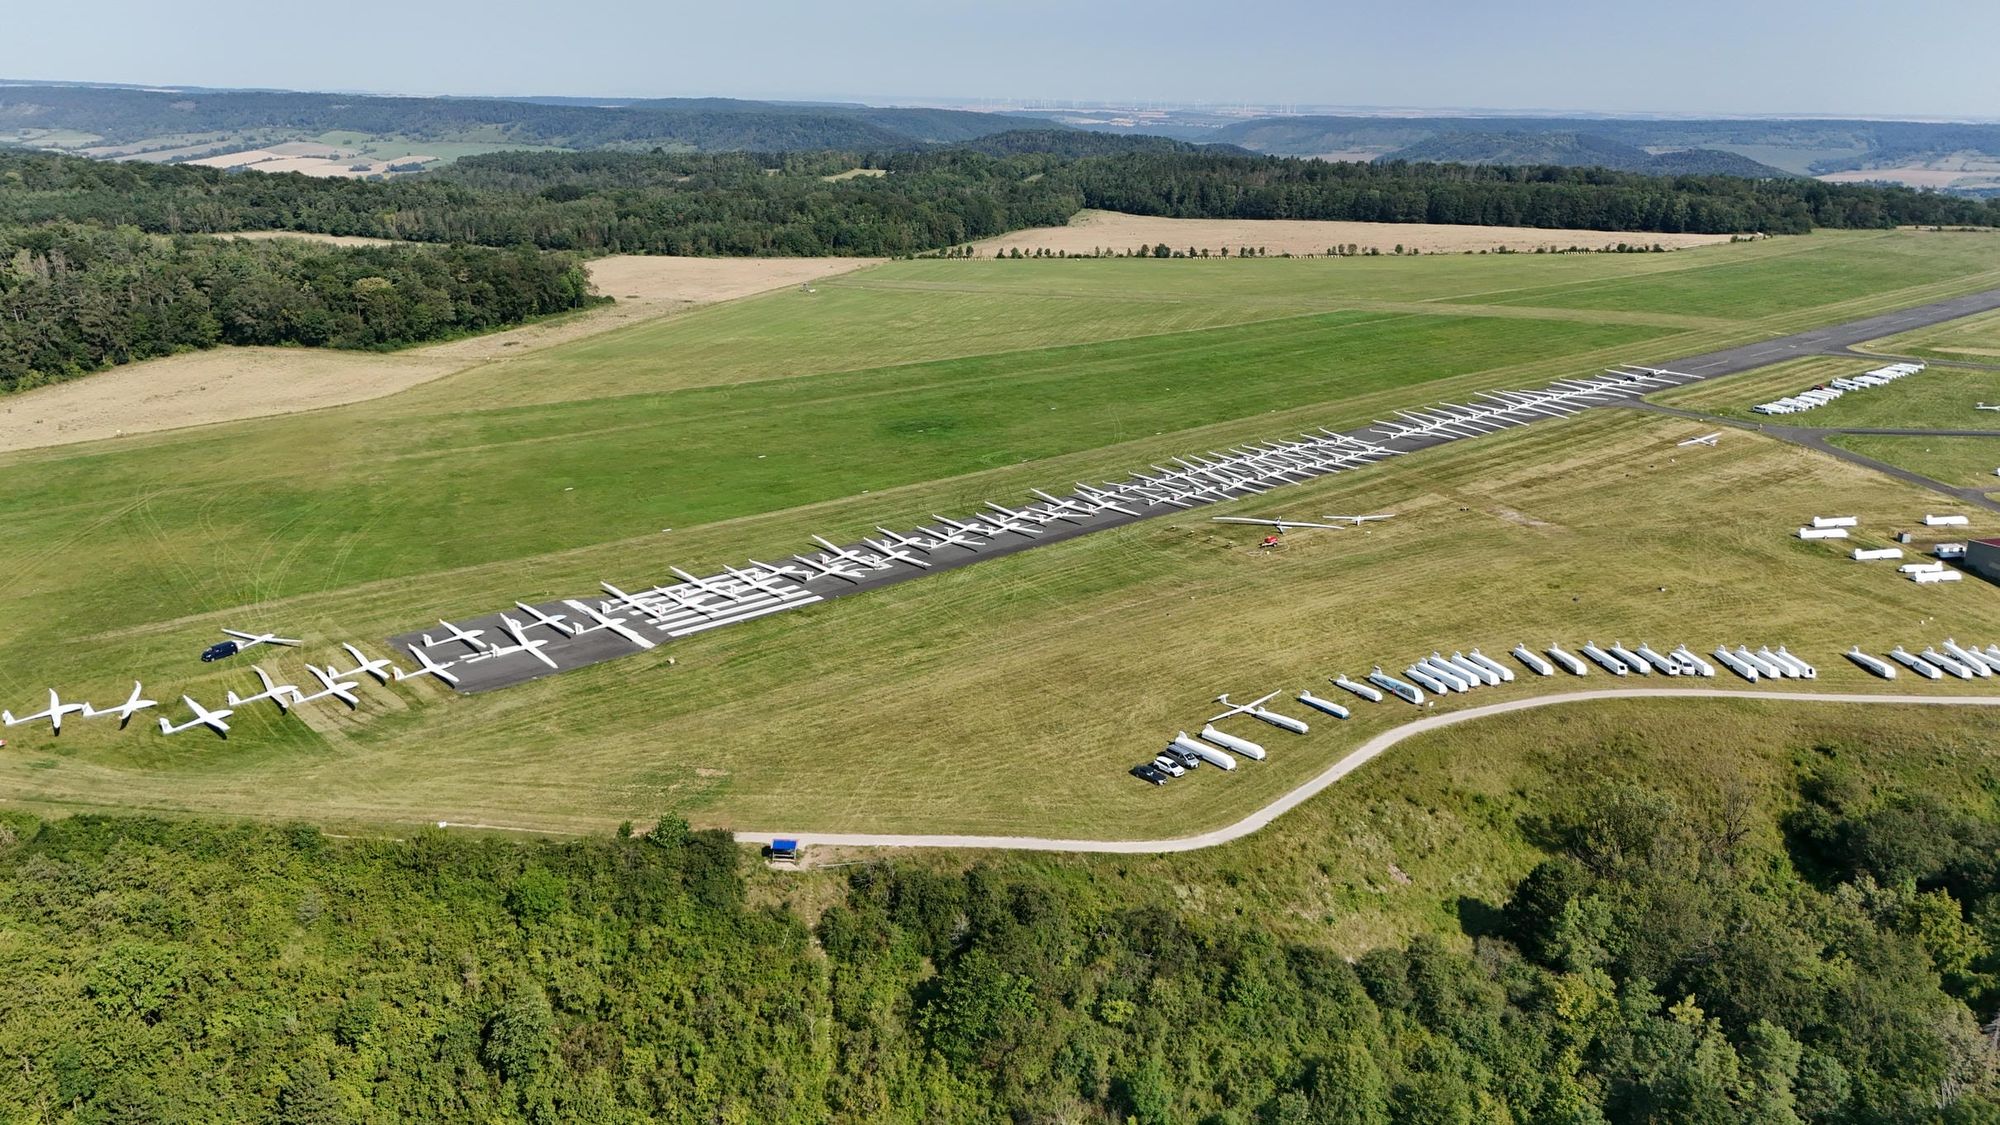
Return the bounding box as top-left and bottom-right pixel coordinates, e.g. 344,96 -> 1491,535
225,666 -> 301,713
221,628 -> 302,650
158,695 -> 233,738
493,616 -> 560,669
1209,691 -> 1309,734
513,602 -> 578,637
296,664 -> 363,708
396,645 -> 462,686
330,642 -> 397,684
422,619 -> 489,653
1209,517 -> 1347,531
82,681 -> 159,727
4,689 -> 90,734
562,600 -> 658,650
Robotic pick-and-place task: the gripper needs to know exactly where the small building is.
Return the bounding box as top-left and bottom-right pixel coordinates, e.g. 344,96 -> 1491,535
1968,538 -> 2000,585
769,838 -> 800,864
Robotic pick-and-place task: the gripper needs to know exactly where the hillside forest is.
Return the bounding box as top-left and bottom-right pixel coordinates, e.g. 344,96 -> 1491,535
9,760 -> 2000,1123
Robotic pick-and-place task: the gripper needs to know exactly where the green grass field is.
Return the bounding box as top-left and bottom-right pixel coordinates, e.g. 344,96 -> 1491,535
5,228 -> 2000,837
1827,433 -> 2000,491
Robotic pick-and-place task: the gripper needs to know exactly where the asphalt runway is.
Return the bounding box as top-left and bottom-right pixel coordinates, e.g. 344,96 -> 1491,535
387,284 -> 2000,694
1631,287 -> 2000,377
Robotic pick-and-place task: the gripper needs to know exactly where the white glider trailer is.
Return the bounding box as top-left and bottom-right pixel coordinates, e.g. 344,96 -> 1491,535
1607,642 -> 1652,675
1465,649 -> 1516,682
1200,725 -> 1268,761
1888,647 -> 1944,680
1671,645 -> 1717,677
1440,652 -> 1498,686
1943,639 -> 1997,676
1580,643 -> 1629,676
1296,691 -> 1351,720
1171,732 -> 1237,771
1713,647 -> 1761,682
1369,667 -> 1427,705
1511,645 -> 1556,676
1545,644 -> 1590,676
1845,648 -> 1898,679
1405,665 -> 1451,695
1333,675 -> 1385,704
1922,648 -> 1978,679
1634,643 -> 1682,675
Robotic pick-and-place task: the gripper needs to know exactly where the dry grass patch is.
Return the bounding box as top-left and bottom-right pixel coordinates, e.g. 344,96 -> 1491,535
974,209 -> 1737,257
0,254 -> 881,452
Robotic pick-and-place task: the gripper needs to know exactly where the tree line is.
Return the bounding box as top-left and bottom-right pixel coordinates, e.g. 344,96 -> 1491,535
7,760 -> 2000,1123
5,145 -> 1995,265
0,225 -> 598,391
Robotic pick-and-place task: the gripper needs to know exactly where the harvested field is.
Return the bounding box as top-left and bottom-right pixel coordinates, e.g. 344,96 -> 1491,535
0,254 -> 879,452
974,209 -> 1738,257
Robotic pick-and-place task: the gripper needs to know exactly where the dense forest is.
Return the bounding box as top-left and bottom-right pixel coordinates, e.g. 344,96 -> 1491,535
0,225 -> 597,391
9,760 -> 2000,1123
5,145 -> 1998,261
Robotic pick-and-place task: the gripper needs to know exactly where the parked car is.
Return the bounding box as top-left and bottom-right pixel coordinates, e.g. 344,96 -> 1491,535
1164,747 -> 1201,769
1130,763 -> 1170,786
1152,755 -> 1186,778
200,640 -> 240,663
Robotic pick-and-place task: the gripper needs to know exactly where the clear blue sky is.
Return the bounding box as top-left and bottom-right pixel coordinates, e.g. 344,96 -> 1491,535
12,0 -> 1998,118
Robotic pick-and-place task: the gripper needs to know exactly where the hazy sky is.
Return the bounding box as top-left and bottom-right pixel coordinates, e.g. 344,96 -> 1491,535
10,0 -> 1998,118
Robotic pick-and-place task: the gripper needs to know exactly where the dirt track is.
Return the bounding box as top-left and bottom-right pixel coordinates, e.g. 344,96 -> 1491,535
974,210 -> 1737,257
0,254 -> 878,454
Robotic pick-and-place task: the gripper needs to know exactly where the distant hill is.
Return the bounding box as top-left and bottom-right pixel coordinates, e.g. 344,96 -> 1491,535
1193,114 -> 2000,183
1643,147 -> 1796,178
0,84 -> 1036,155
949,129 -> 1248,158
1383,130 -> 1792,177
